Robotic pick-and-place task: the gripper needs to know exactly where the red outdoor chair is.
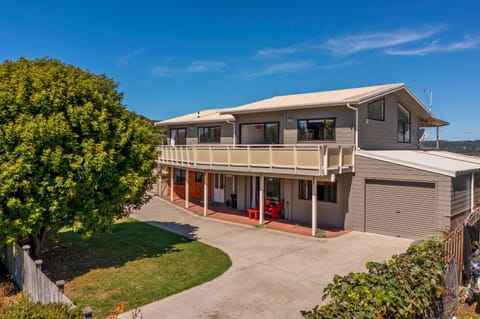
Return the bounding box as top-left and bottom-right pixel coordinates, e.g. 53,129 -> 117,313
265,200 -> 282,219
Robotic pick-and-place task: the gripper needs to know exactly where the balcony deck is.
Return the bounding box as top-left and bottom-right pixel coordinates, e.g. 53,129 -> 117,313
157,144 -> 354,176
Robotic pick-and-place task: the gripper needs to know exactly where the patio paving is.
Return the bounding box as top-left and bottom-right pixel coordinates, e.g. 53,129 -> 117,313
120,196 -> 412,319
165,196 -> 350,238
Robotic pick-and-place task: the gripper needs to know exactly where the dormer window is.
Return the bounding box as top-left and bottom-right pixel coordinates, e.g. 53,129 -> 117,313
397,103 -> 411,143
367,99 -> 385,121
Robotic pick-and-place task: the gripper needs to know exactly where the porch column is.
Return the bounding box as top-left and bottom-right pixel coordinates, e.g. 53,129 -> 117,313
170,166 -> 174,202
203,172 -> 209,216
436,126 -> 440,149
312,176 -> 317,237
259,175 -> 265,224
472,172 -> 475,211
185,169 -> 190,208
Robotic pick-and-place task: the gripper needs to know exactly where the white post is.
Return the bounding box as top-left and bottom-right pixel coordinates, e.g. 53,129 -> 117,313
204,172 -> 209,216
170,167 -> 174,201
185,169 -> 189,208
436,126 -> 440,149
472,172 -> 475,212
259,175 -> 265,224
312,176 -> 317,237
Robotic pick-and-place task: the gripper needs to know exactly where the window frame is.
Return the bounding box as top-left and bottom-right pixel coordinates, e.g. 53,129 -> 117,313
198,126 -> 221,143
298,180 -> 337,202
397,103 -> 411,144
239,121 -> 280,144
174,168 -> 186,185
169,127 -> 187,145
195,172 -> 203,183
367,99 -> 385,121
297,118 -> 336,142
317,181 -> 337,203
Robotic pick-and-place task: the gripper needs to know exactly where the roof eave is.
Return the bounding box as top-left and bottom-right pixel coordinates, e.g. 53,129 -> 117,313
357,85 -> 405,104
157,117 -> 235,126
223,101 -> 357,115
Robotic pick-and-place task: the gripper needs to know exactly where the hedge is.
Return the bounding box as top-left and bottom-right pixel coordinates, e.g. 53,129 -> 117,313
301,238 -> 445,319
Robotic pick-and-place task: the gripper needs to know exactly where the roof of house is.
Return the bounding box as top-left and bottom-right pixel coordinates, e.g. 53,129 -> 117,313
220,83 -> 425,114
357,150 -> 480,177
156,108 -> 234,126
158,83 -> 445,126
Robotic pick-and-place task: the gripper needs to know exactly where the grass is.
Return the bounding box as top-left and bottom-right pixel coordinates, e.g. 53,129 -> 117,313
42,218 -> 232,318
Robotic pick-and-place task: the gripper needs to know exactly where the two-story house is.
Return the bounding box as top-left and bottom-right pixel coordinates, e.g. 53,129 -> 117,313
156,83 -> 480,239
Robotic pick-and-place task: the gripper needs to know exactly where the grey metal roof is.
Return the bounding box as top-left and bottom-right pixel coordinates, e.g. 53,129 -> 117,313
357,150 -> 480,177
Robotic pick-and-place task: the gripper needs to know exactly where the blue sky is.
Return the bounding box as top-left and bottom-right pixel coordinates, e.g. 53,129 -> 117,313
1,0 -> 479,140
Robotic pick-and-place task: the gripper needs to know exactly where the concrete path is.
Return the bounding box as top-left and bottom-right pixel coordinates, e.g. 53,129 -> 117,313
120,197 -> 411,319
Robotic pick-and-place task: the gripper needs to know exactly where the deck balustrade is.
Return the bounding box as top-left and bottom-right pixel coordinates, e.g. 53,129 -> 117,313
157,144 -> 354,176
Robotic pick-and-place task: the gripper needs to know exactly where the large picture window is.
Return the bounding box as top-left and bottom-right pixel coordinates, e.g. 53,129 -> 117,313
198,126 -> 221,143
397,104 -> 411,143
240,122 -> 279,144
174,169 -> 186,185
298,180 -> 337,202
367,99 -> 385,121
169,128 -> 186,145
297,118 -> 335,141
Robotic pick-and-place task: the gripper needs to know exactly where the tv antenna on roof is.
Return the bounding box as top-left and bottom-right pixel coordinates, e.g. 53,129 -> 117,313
422,88 -> 433,111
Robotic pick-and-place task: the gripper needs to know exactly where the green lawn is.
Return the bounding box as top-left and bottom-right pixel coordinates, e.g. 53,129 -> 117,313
42,219 -> 232,318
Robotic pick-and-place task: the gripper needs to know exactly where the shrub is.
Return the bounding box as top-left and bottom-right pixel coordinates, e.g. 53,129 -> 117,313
301,238 -> 445,319
0,294 -> 84,319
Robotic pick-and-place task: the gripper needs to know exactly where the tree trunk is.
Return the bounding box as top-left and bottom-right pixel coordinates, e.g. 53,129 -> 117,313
28,226 -> 47,259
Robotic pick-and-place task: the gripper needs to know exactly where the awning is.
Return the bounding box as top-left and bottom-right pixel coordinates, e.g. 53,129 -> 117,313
419,118 -> 449,127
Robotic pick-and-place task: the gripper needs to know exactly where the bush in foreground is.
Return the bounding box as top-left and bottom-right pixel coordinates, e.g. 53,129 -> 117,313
301,238 -> 445,319
0,295 -> 84,319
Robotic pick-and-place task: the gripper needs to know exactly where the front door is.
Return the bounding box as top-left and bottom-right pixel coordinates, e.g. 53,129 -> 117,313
213,174 -> 225,203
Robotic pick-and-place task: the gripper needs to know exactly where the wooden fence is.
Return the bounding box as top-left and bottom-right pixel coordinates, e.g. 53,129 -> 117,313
444,207 -> 480,283
0,243 -> 74,307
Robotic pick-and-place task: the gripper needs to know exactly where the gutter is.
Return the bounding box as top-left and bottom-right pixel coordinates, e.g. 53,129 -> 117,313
226,118 -> 236,146
346,103 -> 359,150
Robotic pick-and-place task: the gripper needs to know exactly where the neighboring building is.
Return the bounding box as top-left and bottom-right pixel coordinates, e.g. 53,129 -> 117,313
156,83 -> 480,239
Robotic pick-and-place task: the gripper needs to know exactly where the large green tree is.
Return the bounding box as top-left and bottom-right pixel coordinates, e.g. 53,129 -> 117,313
0,57 -> 157,257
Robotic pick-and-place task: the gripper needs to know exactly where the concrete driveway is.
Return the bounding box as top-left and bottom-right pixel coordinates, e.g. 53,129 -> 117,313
120,197 -> 411,319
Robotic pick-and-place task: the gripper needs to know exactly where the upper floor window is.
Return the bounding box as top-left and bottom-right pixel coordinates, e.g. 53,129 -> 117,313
240,122 -> 279,144
453,175 -> 468,192
367,99 -> 385,121
298,180 -> 337,202
397,104 -> 411,143
297,118 -> 335,141
170,128 -> 186,145
198,126 -> 221,143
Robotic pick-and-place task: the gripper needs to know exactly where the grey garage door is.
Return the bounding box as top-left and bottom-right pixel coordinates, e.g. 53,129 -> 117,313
365,180 -> 436,239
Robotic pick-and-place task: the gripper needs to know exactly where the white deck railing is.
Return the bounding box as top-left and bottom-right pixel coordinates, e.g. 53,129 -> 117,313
156,144 -> 354,176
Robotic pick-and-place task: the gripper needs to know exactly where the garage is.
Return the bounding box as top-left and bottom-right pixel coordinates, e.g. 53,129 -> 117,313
365,179 -> 436,239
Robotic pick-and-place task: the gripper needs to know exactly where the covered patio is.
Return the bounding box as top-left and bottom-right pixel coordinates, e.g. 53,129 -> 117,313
161,196 -> 349,238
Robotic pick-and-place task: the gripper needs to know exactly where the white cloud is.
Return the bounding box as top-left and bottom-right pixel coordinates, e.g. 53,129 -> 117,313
385,36 -> 480,56
323,26 -> 442,55
256,46 -> 300,58
248,60 -> 315,77
117,48 -> 149,67
151,60 -> 226,77
186,61 -> 226,73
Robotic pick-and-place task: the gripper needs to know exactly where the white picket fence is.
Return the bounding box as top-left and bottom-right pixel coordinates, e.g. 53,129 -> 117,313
0,243 -> 74,307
